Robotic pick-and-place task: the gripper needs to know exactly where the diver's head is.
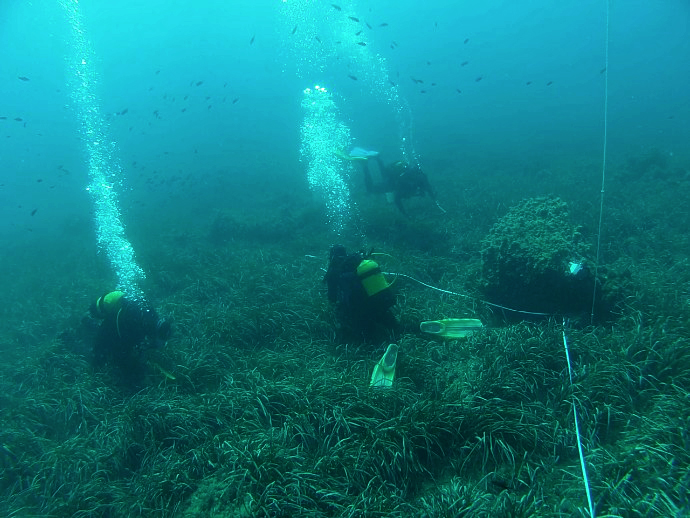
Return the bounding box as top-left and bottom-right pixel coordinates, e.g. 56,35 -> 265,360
329,244 -> 347,261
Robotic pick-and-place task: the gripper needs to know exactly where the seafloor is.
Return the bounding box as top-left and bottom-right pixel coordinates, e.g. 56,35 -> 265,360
1,149 -> 688,517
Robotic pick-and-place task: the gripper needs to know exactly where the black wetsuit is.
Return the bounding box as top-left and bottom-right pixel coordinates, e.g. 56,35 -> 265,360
92,297 -> 163,372
361,156 -> 436,216
323,247 -> 398,342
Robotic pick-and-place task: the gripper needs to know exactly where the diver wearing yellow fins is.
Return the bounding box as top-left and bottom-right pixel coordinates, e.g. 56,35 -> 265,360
89,291 -> 172,376
336,147 -> 445,216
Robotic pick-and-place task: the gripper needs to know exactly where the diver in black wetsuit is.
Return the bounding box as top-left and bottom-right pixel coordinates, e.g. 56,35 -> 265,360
360,155 -> 438,216
89,291 -> 172,376
323,245 -> 399,343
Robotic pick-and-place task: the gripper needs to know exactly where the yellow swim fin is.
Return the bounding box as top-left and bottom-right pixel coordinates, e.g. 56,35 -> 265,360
420,318 -> 483,339
334,149 -> 368,161
370,343 -> 399,389
335,147 -> 379,161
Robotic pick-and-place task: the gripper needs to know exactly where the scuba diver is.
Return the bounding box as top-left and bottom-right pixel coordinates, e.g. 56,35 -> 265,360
89,291 -> 172,374
323,245 -> 399,342
339,148 -> 442,216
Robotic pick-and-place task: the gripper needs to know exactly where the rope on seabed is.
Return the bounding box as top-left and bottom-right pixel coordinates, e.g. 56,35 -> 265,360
563,318 -> 596,517
388,272 -> 551,316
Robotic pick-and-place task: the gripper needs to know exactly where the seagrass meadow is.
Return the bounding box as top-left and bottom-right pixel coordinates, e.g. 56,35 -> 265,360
1,151 -> 689,517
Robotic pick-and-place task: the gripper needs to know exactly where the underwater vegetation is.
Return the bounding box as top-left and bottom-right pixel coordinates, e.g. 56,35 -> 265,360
1,156 -> 689,517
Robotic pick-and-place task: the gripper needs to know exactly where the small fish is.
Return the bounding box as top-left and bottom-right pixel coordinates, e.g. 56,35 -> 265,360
391,41 -> 398,47
18,76 -> 30,81
181,108 -> 187,112
183,95 -> 188,100
315,36 -> 322,43
155,70 -> 160,74
420,90 -> 427,94
357,41 -> 366,46
526,81 -> 532,85
208,105 -> 212,109
460,61 -> 469,67
205,96 -> 211,100
356,30 -> 363,36
291,25 -> 297,34
31,209 -> 37,216
366,22 -> 372,29
379,22 -> 388,27
426,61 -> 431,65
599,67 -> 606,74
36,178 -> 43,182
349,16 -> 359,22
0,116 -> 6,120
456,88 -> 462,93
431,82 -> 437,86
348,74 -> 358,81
389,80 -> 396,86
195,81 -> 203,86
14,117 -> 22,122
232,97 -> 239,104
331,3 -> 341,10
546,81 -> 553,86
410,77 -> 423,84
120,108 -> 128,115
475,76 -> 482,82
250,35 -> 255,45
464,38 -> 469,44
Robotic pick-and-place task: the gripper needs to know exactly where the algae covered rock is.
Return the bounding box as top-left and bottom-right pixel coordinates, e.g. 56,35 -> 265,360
480,196 -> 600,317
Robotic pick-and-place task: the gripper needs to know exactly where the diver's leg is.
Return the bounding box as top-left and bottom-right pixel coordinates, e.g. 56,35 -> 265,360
362,160 -> 376,193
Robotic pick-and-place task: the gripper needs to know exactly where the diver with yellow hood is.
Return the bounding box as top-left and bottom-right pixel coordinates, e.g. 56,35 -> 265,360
323,245 -> 399,342
89,291 -> 172,373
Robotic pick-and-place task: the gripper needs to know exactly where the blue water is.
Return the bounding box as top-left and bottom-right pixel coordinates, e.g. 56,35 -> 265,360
1,0 -> 688,241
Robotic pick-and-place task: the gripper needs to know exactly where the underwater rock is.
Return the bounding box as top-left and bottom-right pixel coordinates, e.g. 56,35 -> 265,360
480,196 -> 606,319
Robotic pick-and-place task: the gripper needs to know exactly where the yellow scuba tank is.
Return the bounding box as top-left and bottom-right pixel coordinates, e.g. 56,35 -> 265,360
356,260 -> 389,297
93,290 -> 125,317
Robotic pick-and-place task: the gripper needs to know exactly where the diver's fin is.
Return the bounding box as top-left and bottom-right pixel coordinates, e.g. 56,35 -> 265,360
334,147 -> 379,161
349,147 -> 379,158
370,343 -> 399,389
420,318 -> 483,339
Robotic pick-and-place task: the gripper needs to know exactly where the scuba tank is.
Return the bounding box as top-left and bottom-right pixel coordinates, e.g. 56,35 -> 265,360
91,291 -> 125,318
356,260 -> 390,297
